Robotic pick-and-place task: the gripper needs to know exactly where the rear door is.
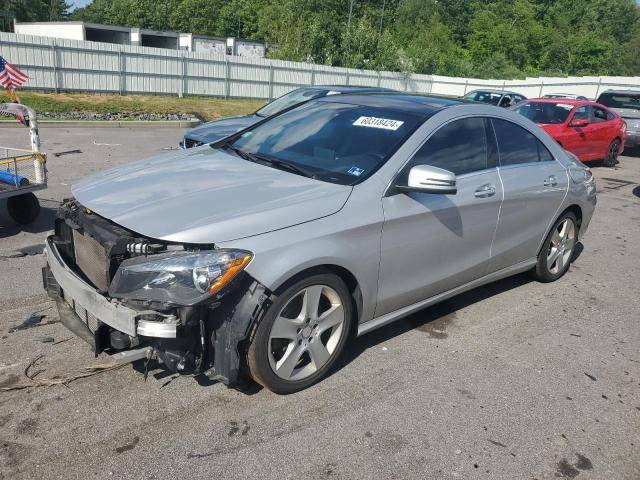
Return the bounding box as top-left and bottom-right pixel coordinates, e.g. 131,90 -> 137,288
591,104 -> 615,155
488,118 -> 568,273
377,117 -> 503,316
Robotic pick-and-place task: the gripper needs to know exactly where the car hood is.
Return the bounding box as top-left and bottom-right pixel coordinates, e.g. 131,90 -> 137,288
72,147 -> 352,244
184,115 -> 261,144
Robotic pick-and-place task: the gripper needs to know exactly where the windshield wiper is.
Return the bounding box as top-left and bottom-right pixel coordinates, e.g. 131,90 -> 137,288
223,145 -> 315,179
223,144 -> 256,162
251,154 -> 316,179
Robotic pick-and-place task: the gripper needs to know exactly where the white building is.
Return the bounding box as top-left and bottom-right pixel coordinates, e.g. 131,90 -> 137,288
14,21 -> 266,58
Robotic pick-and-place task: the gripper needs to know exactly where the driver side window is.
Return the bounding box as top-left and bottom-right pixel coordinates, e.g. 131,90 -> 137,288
406,117 -> 490,176
572,106 -> 589,121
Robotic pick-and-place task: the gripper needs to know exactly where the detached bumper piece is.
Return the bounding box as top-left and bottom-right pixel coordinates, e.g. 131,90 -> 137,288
43,236 -> 180,353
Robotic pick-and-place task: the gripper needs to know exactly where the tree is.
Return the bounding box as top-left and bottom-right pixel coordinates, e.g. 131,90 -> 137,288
57,0 -> 640,78
1,0 -> 70,25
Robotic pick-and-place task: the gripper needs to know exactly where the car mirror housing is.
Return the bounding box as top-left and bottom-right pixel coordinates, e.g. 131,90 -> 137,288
399,165 -> 457,195
569,118 -> 589,128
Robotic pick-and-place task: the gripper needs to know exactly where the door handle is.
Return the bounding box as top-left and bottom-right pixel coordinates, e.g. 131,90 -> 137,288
543,175 -> 558,187
474,183 -> 496,198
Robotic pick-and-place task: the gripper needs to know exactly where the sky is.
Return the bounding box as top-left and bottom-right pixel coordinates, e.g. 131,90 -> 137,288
69,0 -> 92,10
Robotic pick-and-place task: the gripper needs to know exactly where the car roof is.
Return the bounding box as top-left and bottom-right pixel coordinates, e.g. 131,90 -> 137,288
520,98 -> 590,106
598,89 -> 640,96
315,93 -> 468,117
466,88 -> 522,95
302,85 -> 395,93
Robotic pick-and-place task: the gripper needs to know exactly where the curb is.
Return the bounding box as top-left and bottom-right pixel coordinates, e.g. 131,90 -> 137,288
0,120 -> 201,128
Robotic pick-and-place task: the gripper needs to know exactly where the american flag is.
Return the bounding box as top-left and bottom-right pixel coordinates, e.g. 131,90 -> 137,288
0,56 -> 29,90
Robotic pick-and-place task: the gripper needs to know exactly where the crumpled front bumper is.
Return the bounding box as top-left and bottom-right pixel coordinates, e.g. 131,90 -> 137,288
43,234 -> 180,352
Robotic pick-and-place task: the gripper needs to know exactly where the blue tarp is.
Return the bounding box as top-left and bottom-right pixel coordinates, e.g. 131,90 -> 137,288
0,170 -> 29,187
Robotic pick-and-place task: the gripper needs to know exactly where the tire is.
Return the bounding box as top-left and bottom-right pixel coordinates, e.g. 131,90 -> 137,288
531,212 -> 577,283
7,193 -> 40,225
602,139 -> 620,167
247,273 -> 353,394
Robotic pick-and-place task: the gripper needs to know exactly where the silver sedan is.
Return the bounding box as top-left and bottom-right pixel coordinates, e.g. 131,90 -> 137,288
44,94 -> 597,394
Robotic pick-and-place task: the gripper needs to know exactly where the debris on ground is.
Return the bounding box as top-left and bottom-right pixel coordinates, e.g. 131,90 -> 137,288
93,141 -> 121,146
53,149 -> 82,157
0,244 -> 45,259
1,358 -> 126,392
8,308 -> 55,333
33,336 -> 55,343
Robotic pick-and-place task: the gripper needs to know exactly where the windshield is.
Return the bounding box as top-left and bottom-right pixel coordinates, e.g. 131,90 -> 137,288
226,101 -> 423,185
597,93 -> 640,109
513,101 -> 574,124
463,91 -> 502,105
256,88 -> 330,117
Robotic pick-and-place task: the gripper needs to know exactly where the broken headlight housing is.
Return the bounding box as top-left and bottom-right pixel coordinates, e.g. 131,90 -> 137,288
108,250 -> 252,306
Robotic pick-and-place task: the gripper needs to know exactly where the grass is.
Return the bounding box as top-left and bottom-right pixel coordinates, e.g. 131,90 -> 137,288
0,91 -> 266,122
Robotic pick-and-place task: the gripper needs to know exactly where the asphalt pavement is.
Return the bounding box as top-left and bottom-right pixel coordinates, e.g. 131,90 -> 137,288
0,127 -> 638,480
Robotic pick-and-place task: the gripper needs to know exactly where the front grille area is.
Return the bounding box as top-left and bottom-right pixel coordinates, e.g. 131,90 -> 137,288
72,229 -> 110,291
183,137 -> 203,149
64,294 -> 100,333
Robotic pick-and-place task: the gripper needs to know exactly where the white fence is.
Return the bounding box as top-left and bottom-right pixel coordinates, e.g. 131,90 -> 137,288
2,31 -> 640,101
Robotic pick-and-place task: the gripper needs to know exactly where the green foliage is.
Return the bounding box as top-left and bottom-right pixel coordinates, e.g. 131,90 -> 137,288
1,0 -> 70,24
16,0 -> 640,78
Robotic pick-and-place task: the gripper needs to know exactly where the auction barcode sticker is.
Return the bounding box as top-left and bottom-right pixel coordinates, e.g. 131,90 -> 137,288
353,116 -> 404,130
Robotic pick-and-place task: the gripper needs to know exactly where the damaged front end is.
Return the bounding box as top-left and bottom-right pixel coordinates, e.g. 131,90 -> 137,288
42,199 -> 271,386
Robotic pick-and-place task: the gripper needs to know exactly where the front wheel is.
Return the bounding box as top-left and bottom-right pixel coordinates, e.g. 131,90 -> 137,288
603,139 -> 620,167
247,273 -> 353,394
531,212 -> 577,283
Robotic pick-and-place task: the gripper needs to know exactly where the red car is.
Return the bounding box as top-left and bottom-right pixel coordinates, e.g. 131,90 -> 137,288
512,98 -> 626,167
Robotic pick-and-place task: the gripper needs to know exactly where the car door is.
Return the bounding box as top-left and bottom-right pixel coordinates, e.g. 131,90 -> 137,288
376,117 -> 503,316
488,118 -> 569,273
591,105 -> 614,156
560,105 -> 591,157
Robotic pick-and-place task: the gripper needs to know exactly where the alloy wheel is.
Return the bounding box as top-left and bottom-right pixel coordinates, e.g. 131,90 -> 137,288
607,141 -> 620,166
546,218 -> 576,274
268,285 -> 345,381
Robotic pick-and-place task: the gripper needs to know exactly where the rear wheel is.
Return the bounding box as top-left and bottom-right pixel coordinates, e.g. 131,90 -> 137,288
247,273 -> 352,394
532,212 -> 577,283
7,193 -> 40,224
603,139 -> 620,167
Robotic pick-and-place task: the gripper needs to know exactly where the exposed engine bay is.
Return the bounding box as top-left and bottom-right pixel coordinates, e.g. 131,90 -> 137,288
43,198 -> 271,386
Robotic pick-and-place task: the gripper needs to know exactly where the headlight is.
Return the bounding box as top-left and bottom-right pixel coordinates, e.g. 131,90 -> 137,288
108,249 -> 252,305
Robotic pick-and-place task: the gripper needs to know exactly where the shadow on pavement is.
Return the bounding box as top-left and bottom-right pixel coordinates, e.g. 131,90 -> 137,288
336,273 -> 534,373
0,198 -> 58,239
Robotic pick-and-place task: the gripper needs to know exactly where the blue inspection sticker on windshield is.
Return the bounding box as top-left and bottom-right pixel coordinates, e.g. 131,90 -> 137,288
347,166 -> 365,176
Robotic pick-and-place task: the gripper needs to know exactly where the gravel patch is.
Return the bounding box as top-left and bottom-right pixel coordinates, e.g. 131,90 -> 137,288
37,111 -> 198,121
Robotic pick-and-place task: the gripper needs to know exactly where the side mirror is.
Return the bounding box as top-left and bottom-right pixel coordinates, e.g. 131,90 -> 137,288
399,165 -> 457,195
569,118 -> 589,128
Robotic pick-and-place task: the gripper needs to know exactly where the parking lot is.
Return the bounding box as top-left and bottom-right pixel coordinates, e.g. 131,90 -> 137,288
0,126 -> 639,480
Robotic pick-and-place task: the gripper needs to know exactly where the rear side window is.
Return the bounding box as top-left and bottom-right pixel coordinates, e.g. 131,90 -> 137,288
492,118 -> 554,165
592,106 -> 608,123
409,117 -> 488,175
